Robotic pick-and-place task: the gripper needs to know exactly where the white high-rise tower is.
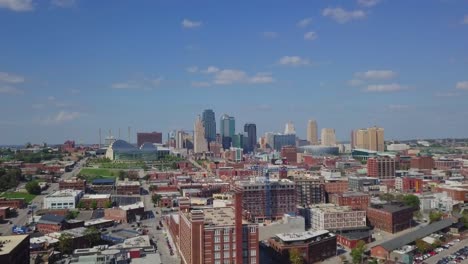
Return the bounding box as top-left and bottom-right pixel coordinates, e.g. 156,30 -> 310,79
284,121 -> 296,135
307,120 -> 318,145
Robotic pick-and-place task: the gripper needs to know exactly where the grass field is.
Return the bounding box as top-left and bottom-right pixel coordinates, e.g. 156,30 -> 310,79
79,168 -> 118,181
1,192 -> 37,203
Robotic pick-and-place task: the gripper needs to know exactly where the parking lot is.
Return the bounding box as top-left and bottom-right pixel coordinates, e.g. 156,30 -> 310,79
425,240 -> 468,264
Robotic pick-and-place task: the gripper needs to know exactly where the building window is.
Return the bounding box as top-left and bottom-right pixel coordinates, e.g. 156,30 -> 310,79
251,257 -> 257,264
215,229 -> 221,235
250,249 -> 256,256
215,245 -> 221,251
215,253 -> 221,259
224,235 -> 229,241
215,237 -> 221,243
250,227 -> 256,233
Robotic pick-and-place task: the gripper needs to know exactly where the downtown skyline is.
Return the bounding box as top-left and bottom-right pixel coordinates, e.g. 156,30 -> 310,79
1,0 -> 468,144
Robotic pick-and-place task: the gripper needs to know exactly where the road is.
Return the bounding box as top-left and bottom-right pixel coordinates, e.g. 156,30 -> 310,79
425,238 -> 467,264
141,179 -> 180,264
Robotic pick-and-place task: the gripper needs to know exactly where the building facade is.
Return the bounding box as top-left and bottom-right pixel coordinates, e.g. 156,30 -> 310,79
281,145 -> 297,164
59,178 -> 86,192
202,109 -> 217,143
243,123 -> 257,153
307,120 -> 318,145
352,127 -> 384,152
194,115 -> 208,153
410,156 -> 434,170
366,204 -> 414,233
0,235 -> 30,264
330,192 -> 370,210
321,128 -> 336,146
309,204 -> 367,231
136,132 -> 162,147
367,157 -> 396,179
348,177 -> 379,192
294,177 -> 326,206
220,114 -> 235,149
273,134 -> 296,152
43,189 -> 83,209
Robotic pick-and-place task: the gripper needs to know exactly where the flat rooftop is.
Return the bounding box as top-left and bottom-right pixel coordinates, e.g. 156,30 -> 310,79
311,205 -> 358,213
185,207 -> 236,227
82,194 -> 111,199
276,230 -> 331,242
117,180 -> 140,186
46,189 -> 82,198
370,204 -> 414,213
339,191 -> 369,197
0,235 -> 29,255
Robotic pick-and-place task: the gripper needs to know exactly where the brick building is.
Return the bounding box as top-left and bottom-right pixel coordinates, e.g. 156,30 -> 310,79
116,180 -> 140,195
168,194 -> 259,264
58,178 -> 86,192
0,234 -> 30,264
294,176 -> 325,206
104,202 -> 145,223
80,194 -> 111,208
434,159 -> 462,170
137,132 -> 162,147
395,177 -> 423,193
336,230 -> 372,249
324,180 -> 349,194
410,156 -> 434,170
367,157 -> 396,179
36,214 -> 68,234
234,179 -> 296,222
267,230 -> 337,264
366,204 -> 414,233
436,184 -> 468,202
0,197 -> 25,209
330,192 -> 370,210
281,145 -> 297,164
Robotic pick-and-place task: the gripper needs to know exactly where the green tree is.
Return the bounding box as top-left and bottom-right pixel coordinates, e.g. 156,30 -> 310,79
368,259 -> 378,264
104,200 -> 113,208
289,248 -> 304,264
403,194 -> 420,210
91,200 -> 98,210
58,233 -> 73,255
379,193 -> 395,202
351,241 -> 366,264
77,200 -> 86,209
25,180 -> 41,195
429,210 -> 443,223
415,239 -> 431,253
66,210 -> 79,220
84,227 -> 100,247
118,170 -> 126,181
151,194 -> 162,205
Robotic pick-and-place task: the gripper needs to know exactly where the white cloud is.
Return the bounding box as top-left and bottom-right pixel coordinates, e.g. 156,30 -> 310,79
357,0 -> 380,7
186,66 -> 198,73
0,71 -> 25,83
111,76 -> 163,90
213,69 -> 247,85
322,7 -> 366,24
0,0 -> 33,11
43,111 -> 81,124
182,19 -> 202,29
262,31 -> 278,38
461,15 -> 468,25
365,83 -> 404,92
249,72 -> 275,84
51,0 -> 75,7
202,66 -> 220,74
297,17 -> 312,27
191,81 -> 211,87
304,31 -> 318,41
355,70 -> 397,80
278,56 -> 310,66
0,85 -> 24,95
388,104 -> 409,110
347,79 -> 364,87
456,81 -> 468,90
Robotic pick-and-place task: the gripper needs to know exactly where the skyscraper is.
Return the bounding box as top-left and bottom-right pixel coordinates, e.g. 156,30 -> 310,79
194,115 -> 208,153
321,128 -> 336,146
353,127 -> 384,151
307,120 -> 318,145
201,109 -> 216,143
284,121 -> 296,135
220,114 -> 235,149
244,123 -> 257,153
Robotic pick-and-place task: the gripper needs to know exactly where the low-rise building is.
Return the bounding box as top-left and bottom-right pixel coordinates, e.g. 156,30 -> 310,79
348,176 -> 379,192
436,184 -> 468,202
267,230 -> 337,264
336,230 -> 372,249
366,204 -> 414,234
395,177 -> 423,193
0,234 -> 29,264
258,214 -> 305,241
329,192 -> 370,210
80,194 -> 111,209
58,177 -> 86,192
89,178 -> 115,194
116,180 -> 140,195
104,202 -> 145,223
309,204 -> 367,231
36,214 -> 68,234
0,197 -> 25,209
43,189 -> 83,209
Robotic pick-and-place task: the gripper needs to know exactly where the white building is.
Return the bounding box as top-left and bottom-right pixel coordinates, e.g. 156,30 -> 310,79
43,189 -> 83,209
309,204 -> 366,231
387,144 -> 410,152
194,115 -> 208,153
418,192 -> 463,213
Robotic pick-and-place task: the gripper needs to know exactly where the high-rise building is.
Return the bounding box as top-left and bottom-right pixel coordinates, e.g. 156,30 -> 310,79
307,120 -> 318,145
194,116 -> 208,153
202,109 -> 216,143
220,114 -> 235,149
243,123 -> 257,153
321,128 -> 336,146
284,121 -> 296,135
281,145 -> 297,163
367,157 -> 396,179
273,134 -> 296,151
137,132 -> 162,147
294,176 -> 325,205
232,133 -> 244,149
353,127 -> 384,151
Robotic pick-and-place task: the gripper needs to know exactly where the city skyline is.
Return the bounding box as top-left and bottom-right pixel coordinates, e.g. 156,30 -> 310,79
1,0 -> 468,144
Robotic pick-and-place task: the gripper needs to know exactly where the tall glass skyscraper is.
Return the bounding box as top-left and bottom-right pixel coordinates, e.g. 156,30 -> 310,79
244,123 -> 257,153
202,109 -> 216,143
220,114 -> 235,149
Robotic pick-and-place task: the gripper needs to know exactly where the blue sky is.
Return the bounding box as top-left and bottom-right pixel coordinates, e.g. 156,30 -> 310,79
1,0 -> 468,145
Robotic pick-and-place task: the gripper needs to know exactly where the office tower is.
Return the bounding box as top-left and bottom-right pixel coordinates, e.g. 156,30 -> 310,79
136,132 -> 162,147
321,128 -> 336,146
202,109 -> 216,143
243,123 -> 257,153
194,116 -> 208,153
232,133 -> 244,149
284,121 -> 296,135
220,114 -> 235,149
353,127 -> 384,151
273,134 -> 296,151
307,120 -> 318,145
265,132 -> 275,149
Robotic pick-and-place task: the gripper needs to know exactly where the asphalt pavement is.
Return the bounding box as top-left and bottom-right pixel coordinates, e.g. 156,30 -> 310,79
425,238 -> 467,264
